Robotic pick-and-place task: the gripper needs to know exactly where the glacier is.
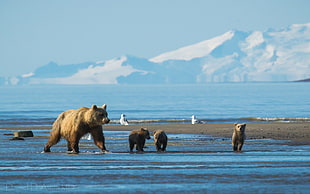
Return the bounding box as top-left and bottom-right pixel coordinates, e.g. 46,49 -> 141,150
2,23 -> 310,85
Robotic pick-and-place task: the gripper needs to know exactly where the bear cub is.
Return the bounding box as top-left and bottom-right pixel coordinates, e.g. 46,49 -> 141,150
153,130 -> 168,152
44,104 -> 110,154
129,128 -> 151,152
232,123 -> 246,152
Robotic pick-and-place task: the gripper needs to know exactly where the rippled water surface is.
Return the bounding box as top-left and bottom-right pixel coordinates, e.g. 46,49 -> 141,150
1,130 -> 310,193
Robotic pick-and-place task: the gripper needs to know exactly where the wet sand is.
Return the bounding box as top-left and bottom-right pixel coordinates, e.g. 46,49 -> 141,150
2,122 -> 309,145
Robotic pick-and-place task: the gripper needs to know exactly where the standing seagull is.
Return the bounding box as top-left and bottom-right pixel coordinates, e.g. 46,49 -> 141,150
191,115 -> 202,124
120,114 -> 129,125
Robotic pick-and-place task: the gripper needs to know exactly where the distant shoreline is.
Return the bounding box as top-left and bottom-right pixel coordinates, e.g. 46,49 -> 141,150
296,78 -> 310,82
1,122 -> 310,145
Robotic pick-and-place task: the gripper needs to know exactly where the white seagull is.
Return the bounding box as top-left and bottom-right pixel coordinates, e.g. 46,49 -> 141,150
82,133 -> 92,140
120,114 -> 129,125
191,115 -> 203,124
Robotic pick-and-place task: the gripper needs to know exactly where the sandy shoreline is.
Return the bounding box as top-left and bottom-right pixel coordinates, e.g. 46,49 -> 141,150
1,122 -> 310,145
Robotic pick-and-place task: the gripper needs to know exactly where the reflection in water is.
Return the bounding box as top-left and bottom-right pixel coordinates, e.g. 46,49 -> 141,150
0,130 -> 309,193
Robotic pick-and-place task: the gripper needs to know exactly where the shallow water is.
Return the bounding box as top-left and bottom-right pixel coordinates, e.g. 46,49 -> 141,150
0,130 -> 310,194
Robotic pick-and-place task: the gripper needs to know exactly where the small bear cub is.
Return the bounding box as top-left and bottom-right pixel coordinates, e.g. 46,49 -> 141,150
232,123 -> 246,152
128,128 -> 151,152
153,130 -> 168,152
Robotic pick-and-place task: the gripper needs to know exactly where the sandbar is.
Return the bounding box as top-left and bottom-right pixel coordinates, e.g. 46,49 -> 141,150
1,122 -> 309,145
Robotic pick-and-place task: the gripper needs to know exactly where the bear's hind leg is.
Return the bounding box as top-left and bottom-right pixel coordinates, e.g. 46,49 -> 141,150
43,145 -> 51,152
44,133 -> 61,152
67,140 -> 79,154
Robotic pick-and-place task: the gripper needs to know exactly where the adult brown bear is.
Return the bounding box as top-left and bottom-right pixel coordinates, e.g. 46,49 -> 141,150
43,104 -> 110,154
128,128 -> 151,152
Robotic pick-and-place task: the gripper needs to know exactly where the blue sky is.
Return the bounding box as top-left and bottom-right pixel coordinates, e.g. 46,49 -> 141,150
0,0 -> 309,77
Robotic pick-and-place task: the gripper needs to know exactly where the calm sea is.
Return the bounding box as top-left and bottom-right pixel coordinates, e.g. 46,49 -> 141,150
0,82 -> 309,126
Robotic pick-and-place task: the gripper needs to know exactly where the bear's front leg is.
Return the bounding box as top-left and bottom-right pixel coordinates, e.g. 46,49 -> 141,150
237,143 -> 243,152
162,142 -> 167,152
155,142 -> 162,152
232,143 -> 238,152
67,141 -> 73,152
91,128 -> 109,153
136,139 -> 146,152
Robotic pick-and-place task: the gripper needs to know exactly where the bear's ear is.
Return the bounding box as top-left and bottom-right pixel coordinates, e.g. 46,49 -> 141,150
102,104 -> 107,110
91,105 -> 98,110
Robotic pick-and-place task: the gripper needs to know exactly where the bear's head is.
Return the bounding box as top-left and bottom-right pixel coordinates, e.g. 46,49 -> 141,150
153,130 -> 161,140
87,104 -> 110,125
140,128 -> 151,139
234,123 -> 246,133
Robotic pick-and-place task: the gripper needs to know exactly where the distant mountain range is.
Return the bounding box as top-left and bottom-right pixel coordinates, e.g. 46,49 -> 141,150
2,23 -> 310,85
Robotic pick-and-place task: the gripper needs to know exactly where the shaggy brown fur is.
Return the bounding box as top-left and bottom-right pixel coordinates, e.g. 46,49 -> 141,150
43,104 -> 110,154
232,123 -> 246,152
128,128 -> 151,152
153,130 -> 168,152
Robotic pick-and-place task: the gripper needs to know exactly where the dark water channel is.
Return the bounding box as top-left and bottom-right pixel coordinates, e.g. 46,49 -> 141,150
1,130 -> 309,193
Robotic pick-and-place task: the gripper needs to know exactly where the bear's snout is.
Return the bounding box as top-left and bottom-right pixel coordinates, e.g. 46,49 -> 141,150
101,118 -> 110,124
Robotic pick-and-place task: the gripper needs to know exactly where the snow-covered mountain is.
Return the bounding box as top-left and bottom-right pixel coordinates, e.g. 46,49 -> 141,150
150,30 -> 236,63
3,23 -> 310,85
21,57 -> 147,85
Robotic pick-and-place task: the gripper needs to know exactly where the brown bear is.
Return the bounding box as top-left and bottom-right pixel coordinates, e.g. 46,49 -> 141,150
153,130 -> 168,152
43,104 -> 110,154
232,123 -> 246,152
128,128 -> 151,152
